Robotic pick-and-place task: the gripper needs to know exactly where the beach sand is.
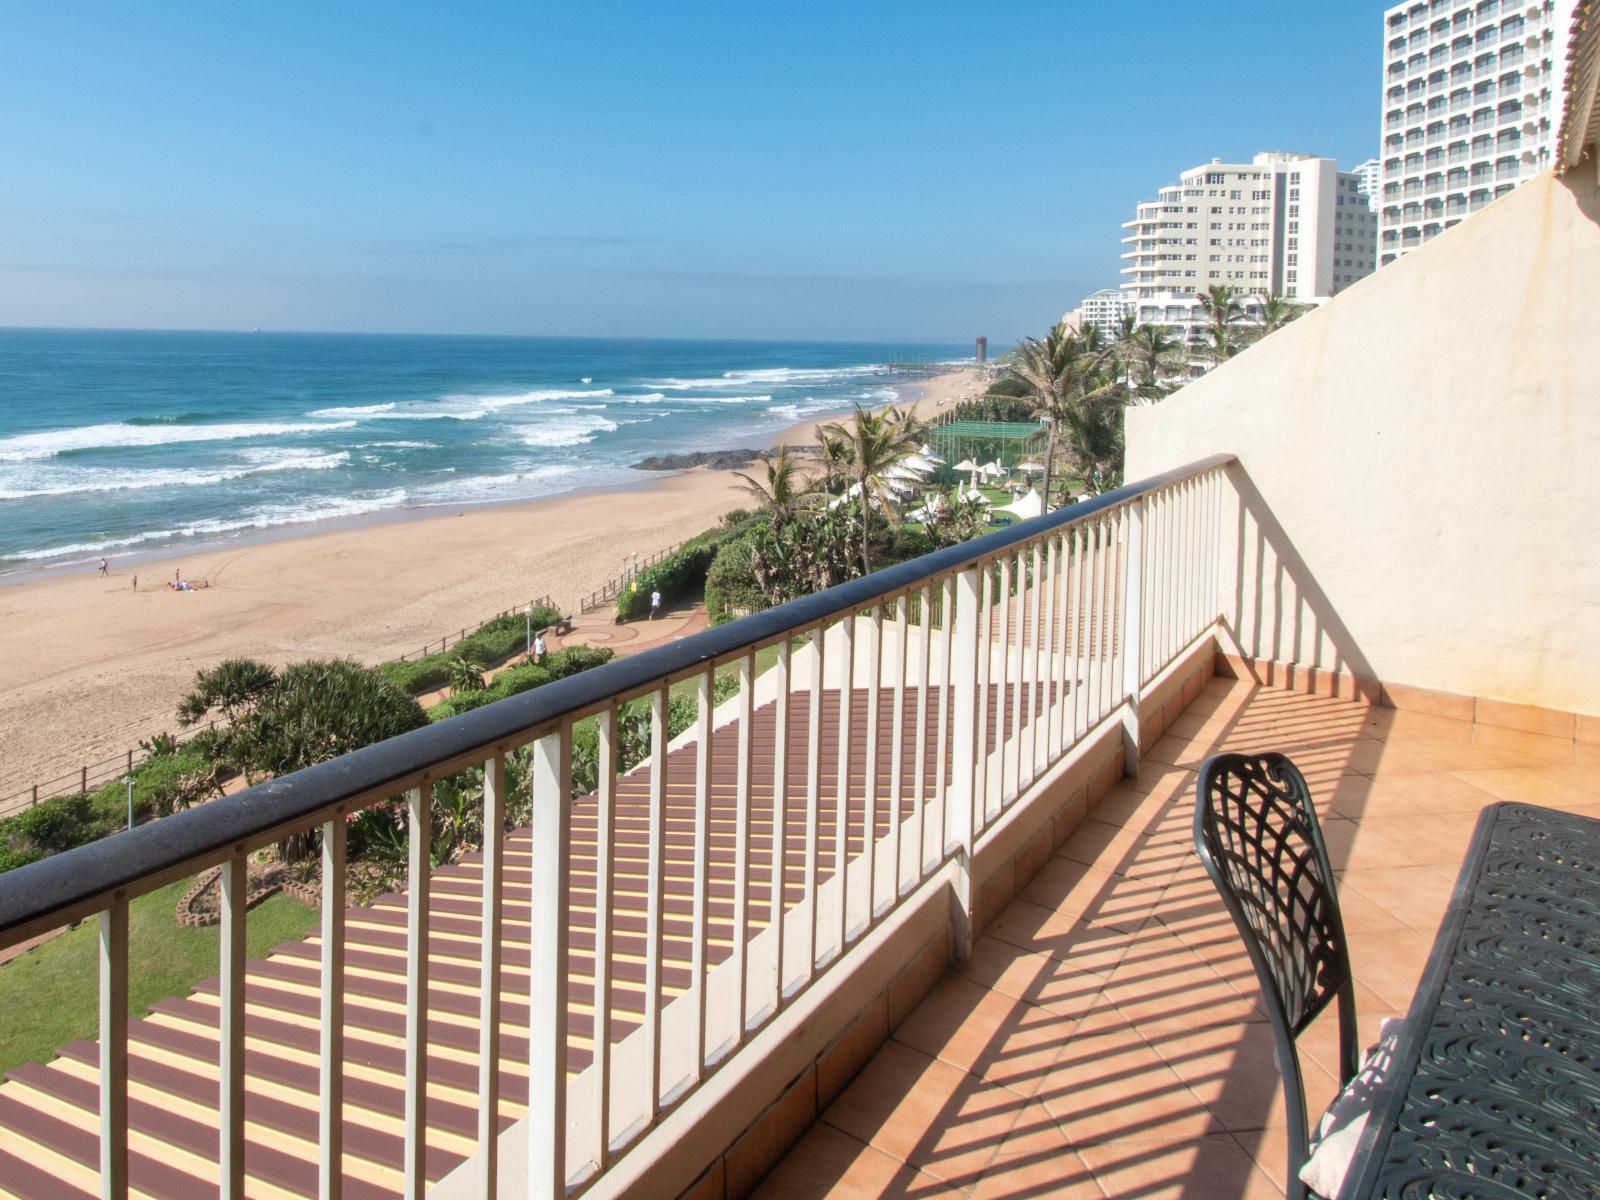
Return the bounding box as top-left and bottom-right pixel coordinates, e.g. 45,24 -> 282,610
0,368 -> 980,794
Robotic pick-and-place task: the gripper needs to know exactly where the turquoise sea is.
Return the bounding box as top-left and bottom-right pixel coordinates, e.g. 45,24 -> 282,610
0,329 -> 967,573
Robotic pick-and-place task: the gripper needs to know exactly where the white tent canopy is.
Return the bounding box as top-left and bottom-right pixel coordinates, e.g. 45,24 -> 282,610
996,488 -> 1043,520
1017,460 -> 1045,473
953,458 -> 980,471
980,462 -> 1005,480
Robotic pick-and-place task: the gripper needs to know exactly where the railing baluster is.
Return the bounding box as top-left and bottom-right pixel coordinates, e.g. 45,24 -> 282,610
733,653 -> 755,1040
100,899 -> 128,1200
220,852 -> 247,1199
993,556 -> 1011,814
974,563 -> 992,836
477,754 -> 505,1199
912,585 -> 931,876
592,706 -> 616,1166
770,640 -> 790,1008
949,567 -> 980,938
805,625 -> 824,975
691,673 -> 712,1074
404,782 -> 432,1200
1043,536 -> 1061,767
529,727 -> 572,1200
1028,540 -> 1044,784
1069,525 -> 1086,744
936,575 -> 953,861
863,606 -> 881,922
1009,549 -> 1026,800
320,815 -> 346,1200
640,683 -> 670,1105
833,612 -> 854,955
889,595 -> 908,903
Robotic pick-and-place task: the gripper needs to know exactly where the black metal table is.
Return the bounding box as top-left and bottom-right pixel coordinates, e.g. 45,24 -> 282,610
1342,801 -> 1600,1199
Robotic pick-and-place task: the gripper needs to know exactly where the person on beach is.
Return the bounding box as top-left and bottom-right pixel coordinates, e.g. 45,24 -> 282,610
132,575 -> 137,592
650,589 -> 662,619
98,557 -> 109,576
533,632 -> 546,663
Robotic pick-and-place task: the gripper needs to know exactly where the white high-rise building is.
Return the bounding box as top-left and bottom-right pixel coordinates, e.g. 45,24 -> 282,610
1376,0 -> 1568,267
1353,157 -> 1383,200
1067,288 -> 1133,341
1119,151 -> 1377,342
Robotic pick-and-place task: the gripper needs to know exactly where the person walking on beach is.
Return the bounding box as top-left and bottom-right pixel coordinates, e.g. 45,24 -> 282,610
132,575 -> 138,592
98,557 -> 109,576
650,589 -> 662,619
532,632 -> 546,663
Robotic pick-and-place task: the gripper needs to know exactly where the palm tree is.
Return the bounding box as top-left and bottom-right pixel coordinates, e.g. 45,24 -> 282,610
732,443 -> 809,525
814,428 -> 853,492
1010,323 -> 1122,507
1193,284 -> 1249,368
446,655 -> 486,694
1118,323 -> 1184,404
819,405 -> 924,574
1251,293 -> 1306,338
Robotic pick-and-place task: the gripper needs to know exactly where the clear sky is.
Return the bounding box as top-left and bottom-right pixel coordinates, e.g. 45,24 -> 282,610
0,3 -> 1384,344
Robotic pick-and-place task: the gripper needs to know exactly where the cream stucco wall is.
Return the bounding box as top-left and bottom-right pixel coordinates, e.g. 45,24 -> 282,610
1125,168 -> 1600,716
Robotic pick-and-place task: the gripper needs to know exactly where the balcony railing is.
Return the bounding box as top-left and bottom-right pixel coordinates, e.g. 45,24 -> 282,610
0,457 -> 1233,1199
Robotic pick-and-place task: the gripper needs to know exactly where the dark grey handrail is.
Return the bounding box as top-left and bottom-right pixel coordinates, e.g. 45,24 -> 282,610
0,453 -> 1233,940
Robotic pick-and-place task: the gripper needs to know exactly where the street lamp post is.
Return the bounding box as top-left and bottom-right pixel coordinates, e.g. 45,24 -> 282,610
526,604 -> 533,660
122,775 -> 135,832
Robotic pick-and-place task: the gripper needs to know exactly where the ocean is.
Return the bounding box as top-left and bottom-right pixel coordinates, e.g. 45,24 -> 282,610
0,329 -> 967,574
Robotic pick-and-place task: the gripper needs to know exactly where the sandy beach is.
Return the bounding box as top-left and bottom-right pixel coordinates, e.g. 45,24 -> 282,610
0,367 -> 980,794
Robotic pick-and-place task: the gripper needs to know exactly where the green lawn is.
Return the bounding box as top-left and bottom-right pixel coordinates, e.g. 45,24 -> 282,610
0,875 -> 318,1077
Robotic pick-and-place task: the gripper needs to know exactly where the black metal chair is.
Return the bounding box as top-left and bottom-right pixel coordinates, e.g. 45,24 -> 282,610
1193,753 -> 1360,1200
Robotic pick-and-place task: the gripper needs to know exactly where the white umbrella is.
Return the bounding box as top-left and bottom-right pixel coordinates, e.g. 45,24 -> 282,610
1017,461 -> 1045,473
953,458 -> 979,472
963,488 -> 991,505
919,443 -> 946,464
997,488 -> 1043,520
980,462 -> 1005,481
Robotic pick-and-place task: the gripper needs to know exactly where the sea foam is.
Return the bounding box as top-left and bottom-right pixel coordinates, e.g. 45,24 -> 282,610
0,420 -> 357,463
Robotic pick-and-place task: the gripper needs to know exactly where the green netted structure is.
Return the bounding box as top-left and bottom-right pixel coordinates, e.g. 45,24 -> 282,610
929,420 -> 1050,472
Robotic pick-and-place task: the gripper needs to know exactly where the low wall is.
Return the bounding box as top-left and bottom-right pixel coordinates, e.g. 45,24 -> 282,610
1126,168 -> 1600,718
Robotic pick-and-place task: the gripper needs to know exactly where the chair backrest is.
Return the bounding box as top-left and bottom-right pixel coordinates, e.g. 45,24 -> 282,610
1194,753 -> 1358,1199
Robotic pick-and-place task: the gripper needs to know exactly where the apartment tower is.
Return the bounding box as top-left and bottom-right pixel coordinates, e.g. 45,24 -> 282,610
1119,151 -> 1376,340
1376,0 -> 1568,266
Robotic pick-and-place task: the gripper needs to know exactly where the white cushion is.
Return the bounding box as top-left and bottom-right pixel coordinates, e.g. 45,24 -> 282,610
1298,1018 -> 1405,1199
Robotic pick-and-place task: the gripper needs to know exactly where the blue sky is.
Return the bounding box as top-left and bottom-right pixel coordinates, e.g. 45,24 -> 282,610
0,3 -> 1383,343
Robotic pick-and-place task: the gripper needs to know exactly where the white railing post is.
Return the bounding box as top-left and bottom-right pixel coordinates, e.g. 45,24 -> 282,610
478,754 -> 506,1200
99,898 -> 128,1200
220,853 -> 248,1200
947,565 -> 980,956
1121,497 -> 1146,776
320,814 -> 346,1200
529,727 -> 572,1200
404,782 -> 432,1200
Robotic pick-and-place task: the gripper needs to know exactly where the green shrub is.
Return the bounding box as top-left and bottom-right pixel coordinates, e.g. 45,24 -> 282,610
615,539 -> 720,621
380,608 -> 564,696
5,792 -> 98,855
379,656 -> 453,696
543,645 -> 614,680
0,843 -> 42,874
705,534 -> 767,626
489,662 -> 553,698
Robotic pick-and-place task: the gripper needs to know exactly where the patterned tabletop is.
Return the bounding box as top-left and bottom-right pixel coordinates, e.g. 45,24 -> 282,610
1344,801 -> 1600,1199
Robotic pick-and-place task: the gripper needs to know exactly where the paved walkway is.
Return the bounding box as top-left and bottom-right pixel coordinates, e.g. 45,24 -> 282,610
757,677 -> 1600,1199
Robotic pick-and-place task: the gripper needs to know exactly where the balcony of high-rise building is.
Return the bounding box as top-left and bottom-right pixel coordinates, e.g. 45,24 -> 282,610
0,7 -> 1595,1200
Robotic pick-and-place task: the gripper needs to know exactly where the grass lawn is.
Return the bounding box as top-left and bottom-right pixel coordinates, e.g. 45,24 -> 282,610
0,874 -> 318,1077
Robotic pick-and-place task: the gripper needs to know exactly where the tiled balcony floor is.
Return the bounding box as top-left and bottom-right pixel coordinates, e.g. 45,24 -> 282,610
756,676 -> 1600,1198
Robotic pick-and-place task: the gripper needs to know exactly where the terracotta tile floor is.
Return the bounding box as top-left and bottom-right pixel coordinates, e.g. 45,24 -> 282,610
756,676 -> 1598,1198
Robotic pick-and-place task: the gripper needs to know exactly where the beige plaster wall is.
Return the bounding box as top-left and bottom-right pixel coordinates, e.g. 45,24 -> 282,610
1126,168 -> 1600,716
